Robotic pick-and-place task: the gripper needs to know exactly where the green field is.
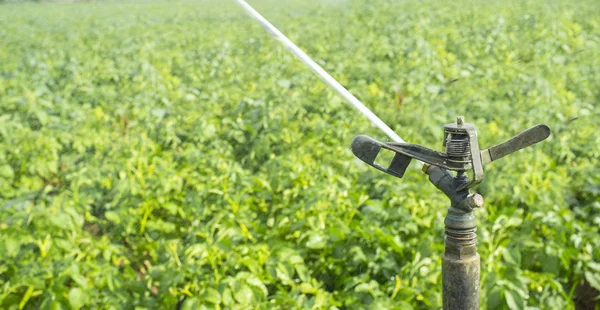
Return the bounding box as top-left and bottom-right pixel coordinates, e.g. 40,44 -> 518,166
1,0 -> 599,308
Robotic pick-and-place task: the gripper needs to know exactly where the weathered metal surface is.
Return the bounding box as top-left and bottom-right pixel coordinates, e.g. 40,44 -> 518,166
423,164 -> 481,308
351,135 -> 412,178
350,116 -> 551,310
443,252 -> 480,310
424,166 -> 482,213
442,117 -> 483,190
351,117 -> 551,190
480,124 -> 550,165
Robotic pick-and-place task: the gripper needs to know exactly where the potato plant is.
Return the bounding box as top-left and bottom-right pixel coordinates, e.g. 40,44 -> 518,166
0,0 -> 598,309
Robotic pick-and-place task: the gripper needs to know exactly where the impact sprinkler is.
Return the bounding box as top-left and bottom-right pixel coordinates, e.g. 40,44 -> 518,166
351,116 -> 550,309
233,2 -> 552,307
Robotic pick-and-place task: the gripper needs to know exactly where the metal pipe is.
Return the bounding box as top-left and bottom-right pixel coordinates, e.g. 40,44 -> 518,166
443,247 -> 480,310
424,165 -> 482,309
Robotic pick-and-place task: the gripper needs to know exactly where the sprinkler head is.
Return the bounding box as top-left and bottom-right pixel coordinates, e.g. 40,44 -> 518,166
351,117 -> 550,190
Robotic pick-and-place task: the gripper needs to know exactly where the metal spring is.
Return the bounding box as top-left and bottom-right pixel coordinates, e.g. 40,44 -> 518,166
446,134 -> 470,158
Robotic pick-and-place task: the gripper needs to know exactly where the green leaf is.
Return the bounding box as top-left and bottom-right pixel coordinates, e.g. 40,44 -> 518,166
201,288 -> 221,304
68,288 -> 87,309
221,288 -> 234,306
277,79 -> 291,89
426,85 -> 441,94
49,213 -> 72,229
584,271 -> 600,290
305,232 -> 327,249
298,282 -> 317,294
151,109 -> 166,118
396,301 -> 414,310
354,283 -> 370,293
487,286 -> 502,309
104,211 -> 121,224
275,262 -> 294,284
180,297 -> 202,310
5,238 -> 20,258
19,286 -> 34,310
502,247 -> 521,266
504,289 -> 524,310
587,262 -> 600,273
233,285 -> 254,305
0,165 -> 14,179
295,264 -> 310,282
245,275 -> 268,298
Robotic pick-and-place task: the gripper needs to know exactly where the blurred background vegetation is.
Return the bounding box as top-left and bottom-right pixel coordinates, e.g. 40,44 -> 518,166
0,0 -> 599,308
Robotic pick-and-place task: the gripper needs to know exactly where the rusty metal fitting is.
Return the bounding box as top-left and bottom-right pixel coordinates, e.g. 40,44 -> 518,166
422,163 -> 431,174
466,193 -> 484,209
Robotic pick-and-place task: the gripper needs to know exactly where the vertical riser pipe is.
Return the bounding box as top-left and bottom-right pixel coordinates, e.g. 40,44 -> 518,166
442,253 -> 480,310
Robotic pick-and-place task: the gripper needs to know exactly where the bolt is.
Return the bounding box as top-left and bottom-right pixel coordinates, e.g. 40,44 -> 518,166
467,193 -> 484,209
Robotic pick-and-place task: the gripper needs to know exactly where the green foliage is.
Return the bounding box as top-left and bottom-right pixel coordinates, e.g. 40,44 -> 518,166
0,0 -> 599,308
